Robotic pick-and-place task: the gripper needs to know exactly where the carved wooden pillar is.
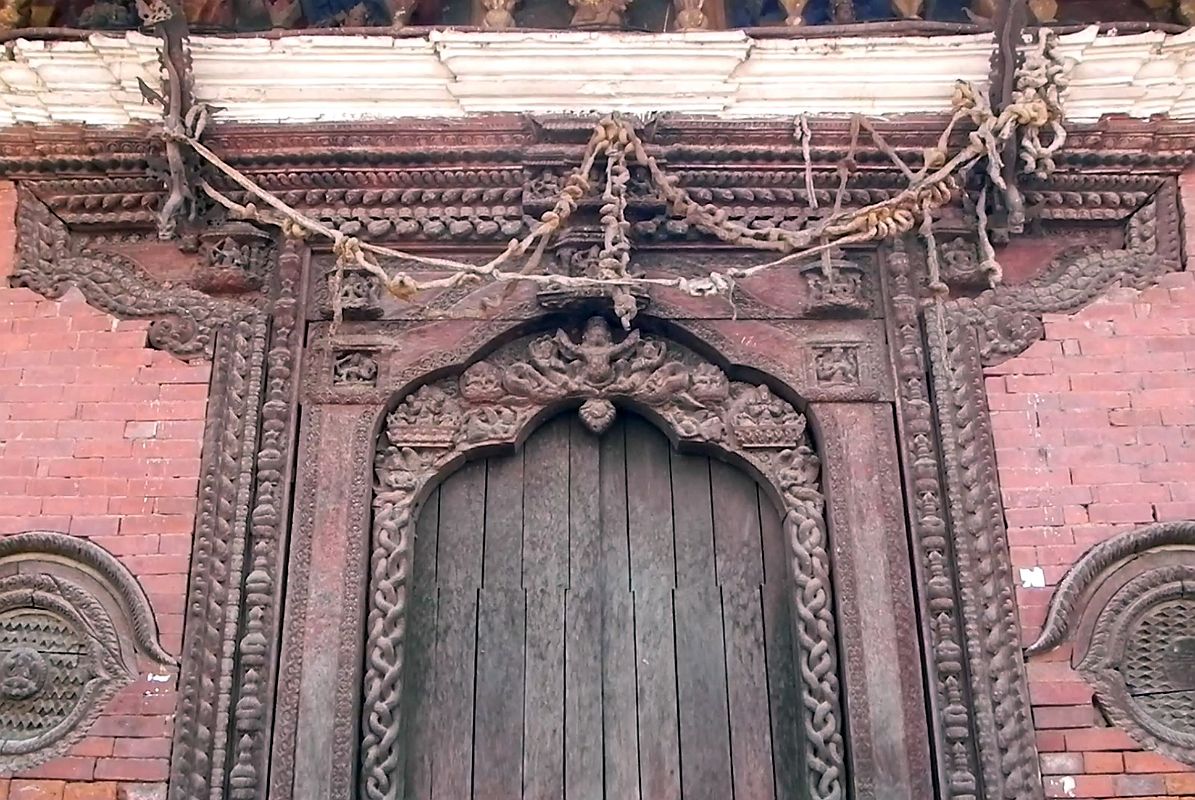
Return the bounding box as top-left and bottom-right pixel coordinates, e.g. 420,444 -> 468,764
812,402 -> 935,800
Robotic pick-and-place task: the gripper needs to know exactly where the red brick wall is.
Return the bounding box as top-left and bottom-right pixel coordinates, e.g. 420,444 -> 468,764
988,267 -> 1195,799
0,183 -> 210,798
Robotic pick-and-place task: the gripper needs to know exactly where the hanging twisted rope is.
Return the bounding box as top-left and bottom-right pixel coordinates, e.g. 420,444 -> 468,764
164,44 -> 1065,324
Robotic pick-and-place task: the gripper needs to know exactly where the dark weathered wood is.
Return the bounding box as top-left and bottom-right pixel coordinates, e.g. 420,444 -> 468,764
483,451 -> 524,589
709,460 -> 775,800
598,423 -> 640,800
430,461 -> 485,800
473,586 -> 526,799
722,584 -> 777,800
565,419 -> 603,800
430,586 -> 479,800
710,460 -> 765,589
759,501 -> 805,800
404,488 -> 441,800
437,459 -> 487,590
523,416 -> 570,799
625,416 -> 681,800
670,451 -> 733,800
472,448 -> 527,798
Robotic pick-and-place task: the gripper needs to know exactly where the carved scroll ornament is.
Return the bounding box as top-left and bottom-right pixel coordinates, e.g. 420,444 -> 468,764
364,316 -> 844,800
1026,521 -> 1195,767
0,531 -> 175,771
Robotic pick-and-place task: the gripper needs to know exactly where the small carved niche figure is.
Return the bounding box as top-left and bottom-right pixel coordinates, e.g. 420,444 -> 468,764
0,532 -> 175,773
568,0 -> 629,26
1027,521 -> 1195,768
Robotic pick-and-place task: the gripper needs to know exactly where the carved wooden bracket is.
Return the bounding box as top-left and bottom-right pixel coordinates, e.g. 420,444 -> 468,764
365,316 -> 844,800
11,189 -> 253,362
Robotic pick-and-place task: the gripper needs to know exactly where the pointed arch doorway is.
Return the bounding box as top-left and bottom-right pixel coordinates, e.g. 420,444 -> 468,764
403,411 -> 806,800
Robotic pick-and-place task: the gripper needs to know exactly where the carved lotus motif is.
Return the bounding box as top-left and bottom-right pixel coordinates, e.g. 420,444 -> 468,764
578,398 -> 617,435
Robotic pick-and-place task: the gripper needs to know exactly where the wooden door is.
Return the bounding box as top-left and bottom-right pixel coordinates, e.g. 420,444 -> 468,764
400,410 -> 806,800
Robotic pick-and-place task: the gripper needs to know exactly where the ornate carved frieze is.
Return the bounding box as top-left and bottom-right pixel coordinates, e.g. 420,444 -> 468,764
0,531 -> 175,772
1027,521 -> 1195,768
364,316 -> 844,800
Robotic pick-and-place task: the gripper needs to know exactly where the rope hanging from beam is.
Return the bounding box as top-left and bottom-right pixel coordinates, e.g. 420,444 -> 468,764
150,26 -> 1066,328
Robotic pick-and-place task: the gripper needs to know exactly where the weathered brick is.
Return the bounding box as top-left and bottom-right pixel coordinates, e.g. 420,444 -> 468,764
93,759 -> 168,782
9,782 -> 65,800
62,784 -> 117,800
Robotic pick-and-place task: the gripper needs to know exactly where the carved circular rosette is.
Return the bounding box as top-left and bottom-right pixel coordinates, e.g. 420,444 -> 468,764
0,532 -> 174,772
363,316 -> 844,800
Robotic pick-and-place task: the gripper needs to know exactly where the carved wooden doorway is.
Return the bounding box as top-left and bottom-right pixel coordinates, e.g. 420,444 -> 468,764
403,412 -> 805,800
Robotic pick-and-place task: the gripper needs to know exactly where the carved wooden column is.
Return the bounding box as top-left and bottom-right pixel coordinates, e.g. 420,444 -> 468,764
811,402 -> 935,800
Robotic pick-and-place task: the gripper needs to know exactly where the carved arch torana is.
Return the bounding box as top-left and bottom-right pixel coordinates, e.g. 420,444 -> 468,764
364,316 -> 844,800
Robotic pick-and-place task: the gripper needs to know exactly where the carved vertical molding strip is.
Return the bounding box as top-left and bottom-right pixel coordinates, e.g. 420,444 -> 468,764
884,239 -> 982,800
925,305 -> 1040,799
170,312 -> 269,800
228,239 -> 307,800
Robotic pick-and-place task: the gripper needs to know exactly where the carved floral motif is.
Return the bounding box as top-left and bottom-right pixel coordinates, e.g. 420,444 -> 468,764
364,317 -> 843,800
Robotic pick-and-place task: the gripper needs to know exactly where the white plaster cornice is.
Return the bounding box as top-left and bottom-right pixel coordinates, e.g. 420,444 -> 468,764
2,26 -> 1195,127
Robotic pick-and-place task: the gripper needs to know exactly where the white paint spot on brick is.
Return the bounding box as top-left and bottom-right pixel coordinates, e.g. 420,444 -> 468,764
1060,776 -> 1076,797
1020,566 -> 1046,588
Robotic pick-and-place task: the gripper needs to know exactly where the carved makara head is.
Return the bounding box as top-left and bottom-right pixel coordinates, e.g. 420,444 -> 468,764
459,361 -> 505,403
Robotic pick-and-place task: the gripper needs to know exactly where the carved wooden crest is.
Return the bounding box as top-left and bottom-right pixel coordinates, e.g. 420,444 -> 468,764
365,317 -> 843,800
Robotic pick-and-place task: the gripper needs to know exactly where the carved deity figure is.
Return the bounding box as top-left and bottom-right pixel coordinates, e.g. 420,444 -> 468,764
557,317 -> 640,388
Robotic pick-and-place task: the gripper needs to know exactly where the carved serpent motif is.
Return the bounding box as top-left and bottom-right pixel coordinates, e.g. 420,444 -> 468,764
362,318 -> 843,800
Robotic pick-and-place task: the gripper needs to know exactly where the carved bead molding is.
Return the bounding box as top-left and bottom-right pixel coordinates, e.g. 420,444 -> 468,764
1026,521 -> 1195,767
0,531 -> 175,771
11,189 -> 249,361
910,180 -> 1183,800
365,316 -> 844,800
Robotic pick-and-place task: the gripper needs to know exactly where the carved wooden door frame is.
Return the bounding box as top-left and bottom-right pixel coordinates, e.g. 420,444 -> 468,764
6,120 -> 1187,800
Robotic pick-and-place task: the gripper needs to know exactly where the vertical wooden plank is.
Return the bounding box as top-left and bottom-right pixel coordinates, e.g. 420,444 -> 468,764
523,415 -> 570,800
722,585 -> 777,800
565,418 -> 603,799
473,586 -> 526,799
670,451 -> 733,800
624,416 -> 680,800
710,460 -> 765,588
759,498 -> 805,800
599,421 -> 640,800
404,489 -> 441,800
712,463 -> 774,800
431,460 -> 486,800
625,415 -> 676,590
473,454 -> 526,799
